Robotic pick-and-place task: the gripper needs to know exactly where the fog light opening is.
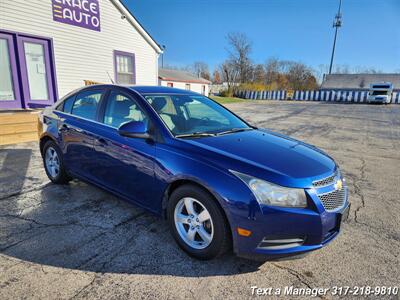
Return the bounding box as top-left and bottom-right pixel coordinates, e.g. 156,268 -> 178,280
257,237 -> 305,250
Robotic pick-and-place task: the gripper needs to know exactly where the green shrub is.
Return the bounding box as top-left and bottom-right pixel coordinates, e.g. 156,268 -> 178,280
220,88 -> 234,97
238,83 -> 266,91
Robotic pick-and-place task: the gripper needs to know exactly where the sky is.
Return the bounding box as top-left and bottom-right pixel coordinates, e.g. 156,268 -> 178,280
123,0 -> 400,74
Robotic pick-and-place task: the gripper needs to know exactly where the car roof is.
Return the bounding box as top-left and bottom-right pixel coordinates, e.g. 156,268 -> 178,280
73,85 -> 199,97
129,86 -> 198,95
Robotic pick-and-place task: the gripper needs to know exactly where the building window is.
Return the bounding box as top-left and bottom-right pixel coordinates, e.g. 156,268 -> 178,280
23,42 -> 49,100
185,83 -> 191,90
167,82 -> 173,87
0,32 -> 56,109
114,51 -> 135,85
202,85 -> 206,95
0,37 -> 15,101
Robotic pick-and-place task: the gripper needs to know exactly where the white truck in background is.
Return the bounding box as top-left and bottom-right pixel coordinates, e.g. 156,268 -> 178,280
367,82 -> 393,104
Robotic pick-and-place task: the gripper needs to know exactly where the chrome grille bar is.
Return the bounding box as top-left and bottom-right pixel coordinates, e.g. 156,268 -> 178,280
312,171 -> 337,188
318,188 -> 347,212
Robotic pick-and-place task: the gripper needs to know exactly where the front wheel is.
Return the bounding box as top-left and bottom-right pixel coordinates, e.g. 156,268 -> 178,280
42,140 -> 71,184
167,184 -> 231,260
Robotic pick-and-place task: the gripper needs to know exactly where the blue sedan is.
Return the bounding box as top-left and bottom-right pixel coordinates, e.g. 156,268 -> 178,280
38,85 -> 350,260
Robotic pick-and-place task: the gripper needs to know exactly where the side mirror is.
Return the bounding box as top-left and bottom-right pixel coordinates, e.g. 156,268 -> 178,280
118,121 -> 150,139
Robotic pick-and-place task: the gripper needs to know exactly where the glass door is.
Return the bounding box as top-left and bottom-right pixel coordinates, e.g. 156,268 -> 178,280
0,33 -> 22,109
18,36 -> 55,107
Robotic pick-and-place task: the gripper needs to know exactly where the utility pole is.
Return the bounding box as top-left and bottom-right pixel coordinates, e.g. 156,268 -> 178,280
329,0 -> 342,74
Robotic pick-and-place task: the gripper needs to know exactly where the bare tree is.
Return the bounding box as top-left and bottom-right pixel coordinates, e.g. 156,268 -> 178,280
264,58 -> 281,85
252,64 -> 266,83
212,69 -> 222,84
332,64 -> 384,74
286,62 -> 318,90
192,61 -> 211,80
226,32 -> 253,83
362,67 -> 382,74
220,60 -> 239,89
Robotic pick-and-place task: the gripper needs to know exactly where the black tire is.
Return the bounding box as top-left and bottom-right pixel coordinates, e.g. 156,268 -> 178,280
42,140 -> 72,184
167,184 -> 231,260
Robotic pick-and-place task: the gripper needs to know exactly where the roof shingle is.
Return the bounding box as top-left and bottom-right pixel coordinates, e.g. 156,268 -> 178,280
321,74 -> 400,89
159,68 -> 211,84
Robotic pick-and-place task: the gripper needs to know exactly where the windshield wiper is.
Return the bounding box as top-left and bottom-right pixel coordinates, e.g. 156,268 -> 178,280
215,127 -> 254,136
175,132 -> 216,138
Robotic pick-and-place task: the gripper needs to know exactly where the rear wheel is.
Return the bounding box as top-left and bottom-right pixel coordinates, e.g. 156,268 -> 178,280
167,184 -> 231,260
42,140 -> 71,184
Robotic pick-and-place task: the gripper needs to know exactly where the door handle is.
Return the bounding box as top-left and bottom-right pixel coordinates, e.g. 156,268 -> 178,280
60,124 -> 84,133
60,123 -> 69,131
97,138 -> 108,147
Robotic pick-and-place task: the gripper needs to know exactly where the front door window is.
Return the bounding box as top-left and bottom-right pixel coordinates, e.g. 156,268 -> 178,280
23,42 -> 49,100
103,92 -> 147,128
0,38 -> 15,101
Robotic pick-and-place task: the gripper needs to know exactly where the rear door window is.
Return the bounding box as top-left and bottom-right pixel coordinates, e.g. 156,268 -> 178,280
71,90 -> 104,121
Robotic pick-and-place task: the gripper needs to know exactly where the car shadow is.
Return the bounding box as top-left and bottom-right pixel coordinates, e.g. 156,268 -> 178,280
0,180 -> 268,277
0,148 -> 32,198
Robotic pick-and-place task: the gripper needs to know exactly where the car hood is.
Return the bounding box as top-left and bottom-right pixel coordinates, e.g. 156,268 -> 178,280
182,129 -> 336,187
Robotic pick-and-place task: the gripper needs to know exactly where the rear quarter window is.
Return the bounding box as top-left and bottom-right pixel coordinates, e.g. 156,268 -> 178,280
55,102 -> 64,111
59,95 -> 76,114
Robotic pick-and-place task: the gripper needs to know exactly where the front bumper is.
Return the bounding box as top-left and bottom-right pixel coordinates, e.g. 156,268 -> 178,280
231,195 -> 350,260
367,97 -> 390,103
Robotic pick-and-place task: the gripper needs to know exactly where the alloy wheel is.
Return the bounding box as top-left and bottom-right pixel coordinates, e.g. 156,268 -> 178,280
174,197 -> 214,249
45,147 -> 60,179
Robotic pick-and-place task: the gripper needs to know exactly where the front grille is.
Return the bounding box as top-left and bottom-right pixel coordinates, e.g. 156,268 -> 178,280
318,188 -> 346,212
313,172 -> 337,187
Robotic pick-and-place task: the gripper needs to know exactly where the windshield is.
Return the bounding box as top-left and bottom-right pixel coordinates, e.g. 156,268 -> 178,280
371,90 -> 389,96
144,94 -> 251,136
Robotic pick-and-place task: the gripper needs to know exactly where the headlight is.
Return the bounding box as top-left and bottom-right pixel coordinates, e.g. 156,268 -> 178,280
230,170 -> 307,208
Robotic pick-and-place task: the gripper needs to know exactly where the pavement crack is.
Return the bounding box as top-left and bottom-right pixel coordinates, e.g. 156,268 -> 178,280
74,252 -> 102,270
0,213 -> 114,231
95,214 -> 156,272
0,182 -> 52,201
266,106 -> 309,123
271,263 -> 316,293
0,214 -> 53,227
353,157 -> 366,223
113,211 -> 146,228
68,275 -> 98,300
271,263 -> 329,299
0,231 -> 47,252
50,231 -> 109,259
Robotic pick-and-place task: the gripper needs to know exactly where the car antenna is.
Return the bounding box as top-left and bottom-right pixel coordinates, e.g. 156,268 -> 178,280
107,71 -> 115,84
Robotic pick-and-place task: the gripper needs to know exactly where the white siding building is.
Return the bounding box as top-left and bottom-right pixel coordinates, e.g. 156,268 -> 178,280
159,69 -> 211,96
0,0 -> 162,109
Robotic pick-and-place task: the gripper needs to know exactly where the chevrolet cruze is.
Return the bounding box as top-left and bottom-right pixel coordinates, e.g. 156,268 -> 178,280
38,85 -> 350,260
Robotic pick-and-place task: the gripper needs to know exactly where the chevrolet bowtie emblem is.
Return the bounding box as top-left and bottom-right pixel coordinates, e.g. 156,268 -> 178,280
335,179 -> 343,190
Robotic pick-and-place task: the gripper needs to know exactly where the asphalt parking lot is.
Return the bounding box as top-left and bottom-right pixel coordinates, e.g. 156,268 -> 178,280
1,101 -> 399,299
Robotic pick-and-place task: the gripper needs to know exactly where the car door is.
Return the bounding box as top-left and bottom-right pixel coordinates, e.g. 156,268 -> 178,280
57,89 -> 105,181
91,89 -> 158,210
